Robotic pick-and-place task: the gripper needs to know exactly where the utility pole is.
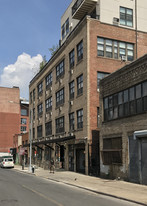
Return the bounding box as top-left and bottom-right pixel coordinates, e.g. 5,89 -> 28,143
29,108 -> 32,172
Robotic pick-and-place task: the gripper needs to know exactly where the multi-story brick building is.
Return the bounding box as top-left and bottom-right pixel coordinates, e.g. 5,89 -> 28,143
0,86 -> 29,163
29,0 -> 147,175
99,54 -> 147,185
0,87 -> 20,153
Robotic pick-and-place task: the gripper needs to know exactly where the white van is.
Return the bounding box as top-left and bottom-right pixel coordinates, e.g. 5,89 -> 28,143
0,157 -> 14,168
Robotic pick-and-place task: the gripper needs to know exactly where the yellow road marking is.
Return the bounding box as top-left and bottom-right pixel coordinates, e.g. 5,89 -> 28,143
22,185 -> 63,206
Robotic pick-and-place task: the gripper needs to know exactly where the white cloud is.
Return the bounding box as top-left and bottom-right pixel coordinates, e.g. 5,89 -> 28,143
0,53 -> 43,99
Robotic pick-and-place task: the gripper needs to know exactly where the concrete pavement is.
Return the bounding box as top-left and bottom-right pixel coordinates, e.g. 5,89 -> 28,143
13,165 -> 147,206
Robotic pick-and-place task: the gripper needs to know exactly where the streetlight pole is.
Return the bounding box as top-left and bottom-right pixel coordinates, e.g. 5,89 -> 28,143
29,108 -> 32,172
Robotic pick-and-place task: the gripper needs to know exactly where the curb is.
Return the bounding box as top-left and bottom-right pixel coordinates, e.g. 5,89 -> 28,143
46,177 -> 146,206
13,168 -> 147,206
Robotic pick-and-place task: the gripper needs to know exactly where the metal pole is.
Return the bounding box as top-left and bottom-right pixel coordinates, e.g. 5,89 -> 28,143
29,108 -> 32,172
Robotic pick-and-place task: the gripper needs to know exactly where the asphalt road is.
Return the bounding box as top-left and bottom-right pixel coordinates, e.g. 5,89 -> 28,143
0,168 -> 141,206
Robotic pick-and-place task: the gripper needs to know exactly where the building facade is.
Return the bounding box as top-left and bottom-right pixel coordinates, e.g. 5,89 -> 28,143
99,54 -> 147,185
0,87 -> 20,153
29,0 -> 147,175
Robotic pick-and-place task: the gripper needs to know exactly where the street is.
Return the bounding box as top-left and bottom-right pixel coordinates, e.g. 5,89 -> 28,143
0,168 -> 141,206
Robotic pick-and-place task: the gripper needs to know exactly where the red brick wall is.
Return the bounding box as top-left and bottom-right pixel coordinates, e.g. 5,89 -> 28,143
0,113 -> 19,152
88,20 -> 147,136
0,87 -> 20,152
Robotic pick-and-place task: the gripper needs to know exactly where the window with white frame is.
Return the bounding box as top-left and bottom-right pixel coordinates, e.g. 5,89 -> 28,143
97,37 -> 134,61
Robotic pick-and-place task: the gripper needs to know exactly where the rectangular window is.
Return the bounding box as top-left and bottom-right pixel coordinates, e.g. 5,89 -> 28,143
69,112 -> 74,131
37,125 -> 42,138
65,18 -> 69,35
33,108 -> 35,120
21,109 -> 27,116
46,72 -> 52,88
77,40 -> 83,62
97,37 -> 104,56
45,121 -> 52,136
38,82 -> 43,96
30,92 -> 32,104
103,80 -> 147,121
102,137 -> 122,165
69,81 -> 74,99
69,49 -> 75,69
56,60 -> 64,80
106,39 -> 112,58
77,74 -> 83,95
77,109 -> 83,129
56,88 -> 64,107
62,23 -> 65,40
97,37 -> 134,61
143,81 -> 147,111
38,103 -> 43,117
46,96 -> 52,112
21,126 -> 26,132
56,117 -> 64,133
97,72 -> 109,90
120,7 -> 133,27
21,118 -> 27,125
33,89 -> 35,101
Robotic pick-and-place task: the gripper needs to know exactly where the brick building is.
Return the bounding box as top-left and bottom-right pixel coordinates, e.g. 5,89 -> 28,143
0,87 -> 20,153
0,86 -> 29,162
99,54 -> 147,185
29,0 -> 147,175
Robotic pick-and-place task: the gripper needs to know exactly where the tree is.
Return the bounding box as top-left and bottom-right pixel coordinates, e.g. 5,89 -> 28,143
40,55 -> 47,70
48,44 -> 59,57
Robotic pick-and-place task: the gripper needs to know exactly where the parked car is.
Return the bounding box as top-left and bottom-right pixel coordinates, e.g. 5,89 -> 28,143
0,158 -> 14,168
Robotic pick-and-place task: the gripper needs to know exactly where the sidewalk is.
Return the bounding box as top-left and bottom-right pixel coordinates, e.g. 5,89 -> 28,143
13,165 -> 147,205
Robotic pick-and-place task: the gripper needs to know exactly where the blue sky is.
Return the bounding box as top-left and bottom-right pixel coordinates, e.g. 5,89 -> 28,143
0,0 -> 71,98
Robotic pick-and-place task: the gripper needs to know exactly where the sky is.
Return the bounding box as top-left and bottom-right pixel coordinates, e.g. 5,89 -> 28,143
0,0 -> 72,99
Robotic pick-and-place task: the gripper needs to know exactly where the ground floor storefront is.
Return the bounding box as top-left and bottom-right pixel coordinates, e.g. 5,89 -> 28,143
25,134 -> 100,176
100,130 -> 147,185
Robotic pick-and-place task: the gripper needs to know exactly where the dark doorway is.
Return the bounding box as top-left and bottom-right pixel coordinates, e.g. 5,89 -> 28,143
60,145 -> 64,169
141,138 -> 147,185
76,149 -> 85,174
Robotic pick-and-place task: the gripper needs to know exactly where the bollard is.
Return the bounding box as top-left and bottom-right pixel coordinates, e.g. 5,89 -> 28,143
32,166 -> 35,173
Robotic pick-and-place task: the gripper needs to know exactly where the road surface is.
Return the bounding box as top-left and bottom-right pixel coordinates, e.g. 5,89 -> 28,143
0,168 -> 141,206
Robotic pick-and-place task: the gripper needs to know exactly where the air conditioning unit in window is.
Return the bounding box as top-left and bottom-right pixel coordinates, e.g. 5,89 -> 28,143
121,55 -> 127,61
45,90 -> 48,95
70,133 -> 74,136
70,69 -> 74,75
70,101 -> 73,106
46,113 -> 49,118
59,106 -> 62,112
113,17 -> 119,25
70,22 -> 73,30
